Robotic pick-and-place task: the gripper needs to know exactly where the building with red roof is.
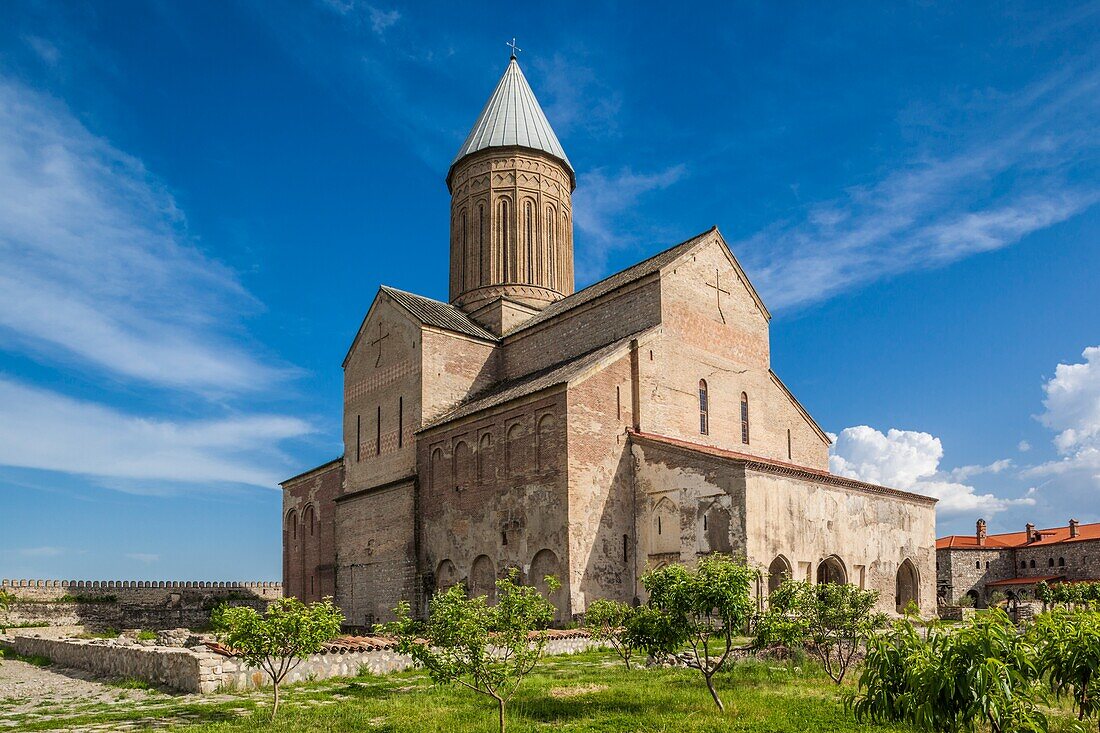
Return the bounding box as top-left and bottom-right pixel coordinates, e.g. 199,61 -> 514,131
936,518 -> 1100,606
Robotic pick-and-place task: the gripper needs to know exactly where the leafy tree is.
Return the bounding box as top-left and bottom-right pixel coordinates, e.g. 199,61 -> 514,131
851,609 -> 1047,733
1032,610 -> 1100,729
755,579 -> 885,684
212,597 -> 343,719
584,598 -> 637,669
381,570 -> 560,733
624,554 -> 756,711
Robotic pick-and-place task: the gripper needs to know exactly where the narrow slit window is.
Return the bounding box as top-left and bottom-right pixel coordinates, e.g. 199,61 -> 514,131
740,392 -> 750,444
398,396 -> 404,448
356,415 -> 361,462
616,386 -> 622,420
376,405 -> 381,455
787,429 -> 792,459
699,379 -> 709,435
622,534 -> 628,562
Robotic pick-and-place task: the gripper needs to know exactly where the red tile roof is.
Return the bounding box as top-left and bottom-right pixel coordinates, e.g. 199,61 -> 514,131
985,575 -> 1064,587
937,521 -> 1100,550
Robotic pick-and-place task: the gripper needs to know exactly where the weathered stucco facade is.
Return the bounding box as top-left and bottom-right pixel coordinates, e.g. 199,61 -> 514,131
281,56 -> 938,628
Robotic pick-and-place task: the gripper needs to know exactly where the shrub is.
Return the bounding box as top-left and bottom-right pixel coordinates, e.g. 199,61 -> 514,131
583,599 -> 637,669
850,609 -> 1047,733
212,596 -> 343,719
1031,609 -> 1100,728
958,593 -> 976,608
624,554 -> 756,712
755,579 -> 884,684
380,570 -> 559,733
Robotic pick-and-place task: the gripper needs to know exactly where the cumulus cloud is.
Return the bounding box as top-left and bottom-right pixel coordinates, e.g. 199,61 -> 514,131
0,77 -> 293,394
830,426 -> 1035,517
1024,346 -> 1100,495
1018,440 -> 1032,452
0,377 -> 311,490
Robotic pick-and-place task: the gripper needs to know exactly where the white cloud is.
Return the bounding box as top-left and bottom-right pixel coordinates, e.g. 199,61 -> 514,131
1018,440 -> 1031,452
17,546 -> 65,558
830,425 -> 1035,517
125,553 -> 160,565
948,459 -> 1014,482
738,67 -> 1100,310
368,7 -> 400,35
1024,346 -> 1100,495
573,165 -> 687,282
0,77 -> 292,394
0,376 -> 311,489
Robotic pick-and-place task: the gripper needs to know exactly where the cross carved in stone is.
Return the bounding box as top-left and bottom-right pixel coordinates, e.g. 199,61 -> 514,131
705,269 -> 731,324
369,321 -> 390,367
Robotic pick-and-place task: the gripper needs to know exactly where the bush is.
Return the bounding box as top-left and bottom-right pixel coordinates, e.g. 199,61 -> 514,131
1031,609 -> 1100,728
850,609 -> 1047,733
380,570 -> 559,733
624,554 -> 756,712
755,579 -> 884,684
583,599 -> 637,669
212,596 -> 343,719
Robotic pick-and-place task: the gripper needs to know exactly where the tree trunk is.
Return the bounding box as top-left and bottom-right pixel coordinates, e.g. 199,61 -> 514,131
705,673 -> 725,712
497,696 -> 506,733
271,680 -> 280,720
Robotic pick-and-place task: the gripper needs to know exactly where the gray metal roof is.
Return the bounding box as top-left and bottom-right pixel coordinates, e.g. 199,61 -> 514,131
450,58 -> 573,183
380,286 -> 498,342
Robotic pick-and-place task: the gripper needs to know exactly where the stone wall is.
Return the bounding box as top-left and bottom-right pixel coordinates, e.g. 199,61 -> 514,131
6,632 -> 604,694
282,460 -> 343,603
1,580 -> 280,631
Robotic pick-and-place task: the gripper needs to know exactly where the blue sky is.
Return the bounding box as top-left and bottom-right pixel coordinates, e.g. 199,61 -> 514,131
0,1 -> 1097,581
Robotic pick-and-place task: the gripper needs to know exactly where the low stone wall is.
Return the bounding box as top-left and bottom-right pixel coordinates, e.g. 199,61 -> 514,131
7,636 -> 203,692
6,632 -> 605,694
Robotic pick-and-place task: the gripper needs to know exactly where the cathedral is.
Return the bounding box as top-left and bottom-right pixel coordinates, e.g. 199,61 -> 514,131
281,55 -> 938,628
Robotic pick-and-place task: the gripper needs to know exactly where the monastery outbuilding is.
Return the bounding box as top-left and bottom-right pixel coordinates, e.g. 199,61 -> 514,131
282,54 -> 938,628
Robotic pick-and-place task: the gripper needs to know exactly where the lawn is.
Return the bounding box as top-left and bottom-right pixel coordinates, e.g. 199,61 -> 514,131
0,648 -> 1085,732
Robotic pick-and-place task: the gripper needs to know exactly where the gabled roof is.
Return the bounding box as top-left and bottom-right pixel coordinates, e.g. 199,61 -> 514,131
449,57 -> 573,187
343,286 -> 497,368
503,228 -> 716,337
936,521 -> 1100,550
419,331 -> 644,432
380,286 -> 497,341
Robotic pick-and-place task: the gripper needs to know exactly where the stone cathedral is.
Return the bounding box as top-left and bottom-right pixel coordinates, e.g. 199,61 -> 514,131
281,56 -> 938,628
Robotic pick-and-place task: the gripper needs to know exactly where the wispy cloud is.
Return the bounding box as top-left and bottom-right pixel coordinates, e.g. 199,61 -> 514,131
125,553 -> 160,564
0,78 -> 294,394
737,66 -> 1100,310
0,376 -> 311,490
573,165 -> 687,283
368,7 -> 400,35
17,546 -> 66,558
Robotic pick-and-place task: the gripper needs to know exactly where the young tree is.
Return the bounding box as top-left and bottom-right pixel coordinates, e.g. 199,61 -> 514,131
381,570 -> 560,733
584,598 -> 637,669
1032,610 -> 1100,729
851,609 -> 1047,733
212,597 -> 343,719
756,579 -> 885,684
624,554 -> 756,712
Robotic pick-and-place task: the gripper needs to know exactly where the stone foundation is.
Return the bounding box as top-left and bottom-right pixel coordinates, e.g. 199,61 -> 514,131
5,631 -> 604,694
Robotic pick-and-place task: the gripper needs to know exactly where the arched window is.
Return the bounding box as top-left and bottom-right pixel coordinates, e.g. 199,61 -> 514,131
498,198 -> 511,280
975,561 -> 981,570
698,380 -> 709,435
304,505 -> 315,537
1058,557 -> 1066,567
459,208 -> 468,291
545,205 -> 556,289
1030,559 -> 1036,569
524,199 -> 535,280
477,432 -> 493,485
767,555 -> 793,596
286,510 -> 298,541
740,392 -> 750,444
1020,560 -> 1026,569
478,203 -> 488,285
1048,558 -> 1055,568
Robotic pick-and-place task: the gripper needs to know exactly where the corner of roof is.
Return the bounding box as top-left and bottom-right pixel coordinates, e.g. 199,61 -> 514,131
342,286 -> 389,368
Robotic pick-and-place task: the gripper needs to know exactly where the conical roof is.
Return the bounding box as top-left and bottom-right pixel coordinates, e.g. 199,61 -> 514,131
449,57 -> 574,188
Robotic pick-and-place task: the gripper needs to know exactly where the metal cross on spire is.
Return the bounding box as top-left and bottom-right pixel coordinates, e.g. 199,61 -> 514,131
506,38 -> 522,59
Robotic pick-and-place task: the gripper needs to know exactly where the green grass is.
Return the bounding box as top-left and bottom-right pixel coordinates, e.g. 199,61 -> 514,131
136,630 -> 158,641
0,648 -> 1087,732
0,647 -> 52,666
108,676 -> 158,690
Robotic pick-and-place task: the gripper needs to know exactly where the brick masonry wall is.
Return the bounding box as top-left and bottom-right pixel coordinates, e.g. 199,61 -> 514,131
282,461 -> 343,603
418,390 -> 570,621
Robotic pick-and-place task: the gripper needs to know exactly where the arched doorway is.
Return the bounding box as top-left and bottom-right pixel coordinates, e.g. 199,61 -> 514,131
529,548 -> 565,623
895,559 -> 919,613
767,555 -> 793,596
468,555 -> 496,603
816,555 -> 847,585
